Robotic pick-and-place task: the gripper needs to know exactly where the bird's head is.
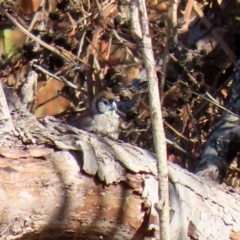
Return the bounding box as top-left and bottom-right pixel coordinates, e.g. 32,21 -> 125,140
92,91 -> 117,114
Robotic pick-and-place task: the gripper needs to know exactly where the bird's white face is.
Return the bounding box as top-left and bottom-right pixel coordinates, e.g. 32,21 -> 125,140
96,98 -> 117,114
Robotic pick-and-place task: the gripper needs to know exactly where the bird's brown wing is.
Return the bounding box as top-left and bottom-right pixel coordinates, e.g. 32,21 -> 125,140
68,114 -> 93,131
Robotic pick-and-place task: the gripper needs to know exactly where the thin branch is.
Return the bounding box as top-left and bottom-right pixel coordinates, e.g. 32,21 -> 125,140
131,0 -> 170,239
111,29 -> 139,63
164,121 -> 194,143
166,138 -> 196,160
179,0 -> 193,45
185,103 -> 202,151
169,53 -> 198,85
193,91 -> 240,118
33,64 -> 78,89
26,0 -> 46,42
129,0 -> 142,39
165,80 -> 240,119
170,0 -> 179,44
77,30 -> 87,58
161,44 -> 169,103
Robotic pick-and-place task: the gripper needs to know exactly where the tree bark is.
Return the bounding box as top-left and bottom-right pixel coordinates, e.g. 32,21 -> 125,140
0,102 -> 240,240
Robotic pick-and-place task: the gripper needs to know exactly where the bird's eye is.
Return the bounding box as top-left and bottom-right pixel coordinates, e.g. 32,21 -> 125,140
102,98 -> 109,105
97,98 -> 110,113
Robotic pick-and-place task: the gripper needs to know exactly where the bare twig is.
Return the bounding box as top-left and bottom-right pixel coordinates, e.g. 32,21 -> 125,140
77,30 -> 87,58
130,0 -> 142,39
161,45 -> 169,103
180,0 -> 194,45
166,138 -> 196,160
193,90 -> 240,118
111,29 -> 139,63
131,0 -> 170,239
185,103 -> 202,150
26,0 -> 46,42
160,1 -> 174,104
170,0 -> 179,44
165,80 -> 240,118
33,64 -> 78,89
164,121 -> 193,143
169,54 -> 198,85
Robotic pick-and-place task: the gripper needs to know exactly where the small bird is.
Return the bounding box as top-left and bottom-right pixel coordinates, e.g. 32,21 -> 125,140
69,91 -> 120,139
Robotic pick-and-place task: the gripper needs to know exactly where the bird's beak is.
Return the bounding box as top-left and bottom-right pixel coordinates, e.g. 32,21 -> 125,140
111,101 -> 126,118
110,101 -> 117,111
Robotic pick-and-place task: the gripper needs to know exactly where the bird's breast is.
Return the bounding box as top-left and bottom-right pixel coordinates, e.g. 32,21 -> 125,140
92,112 -> 120,139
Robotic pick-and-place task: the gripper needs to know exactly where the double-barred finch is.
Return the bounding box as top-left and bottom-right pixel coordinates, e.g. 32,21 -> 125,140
69,91 -> 120,139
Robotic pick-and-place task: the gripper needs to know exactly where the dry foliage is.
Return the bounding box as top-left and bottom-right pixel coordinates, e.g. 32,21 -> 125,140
0,0 -> 240,182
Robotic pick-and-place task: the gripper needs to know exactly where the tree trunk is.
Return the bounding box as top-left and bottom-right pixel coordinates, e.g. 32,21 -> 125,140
0,104 -> 240,240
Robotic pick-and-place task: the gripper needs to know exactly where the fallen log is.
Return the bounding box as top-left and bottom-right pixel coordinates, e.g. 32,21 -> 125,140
0,106 -> 239,240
